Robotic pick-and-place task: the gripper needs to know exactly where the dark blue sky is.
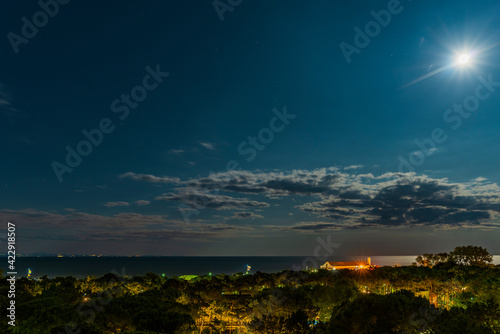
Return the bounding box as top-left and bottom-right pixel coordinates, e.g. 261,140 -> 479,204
2,0 -> 500,256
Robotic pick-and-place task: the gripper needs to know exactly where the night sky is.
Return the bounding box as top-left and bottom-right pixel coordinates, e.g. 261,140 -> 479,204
2,0 -> 500,256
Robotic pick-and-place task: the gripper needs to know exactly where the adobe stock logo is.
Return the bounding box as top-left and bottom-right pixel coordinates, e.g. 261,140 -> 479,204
51,64 -> 169,183
178,105 -> 295,223
237,107 -> 296,162
339,0 -> 411,64
213,0 -> 243,22
398,74 -> 499,173
248,236 -> 339,329
7,0 -> 71,54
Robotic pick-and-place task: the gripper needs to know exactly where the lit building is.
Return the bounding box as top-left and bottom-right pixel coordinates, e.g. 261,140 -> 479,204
320,257 -> 371,270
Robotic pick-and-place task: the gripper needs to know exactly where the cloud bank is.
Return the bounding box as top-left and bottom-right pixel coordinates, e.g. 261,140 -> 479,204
121,167 -> 500,230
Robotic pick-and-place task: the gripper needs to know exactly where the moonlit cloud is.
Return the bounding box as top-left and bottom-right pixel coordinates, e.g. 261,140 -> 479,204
120,172 -> 181,184
155,191 -> 270,210
0,209 -> 254,242
344,165 -> 363,170
296,177 -> 500,230
104,201 -> 130,207
123,168 -> 500,230
199,141 -> 216,151
168,149 -> 185,154
229,212 -> 264,220
266,221 -> 362,232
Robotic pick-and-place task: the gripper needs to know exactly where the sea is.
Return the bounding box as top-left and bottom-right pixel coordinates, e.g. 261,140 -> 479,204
2,255 -> 500,279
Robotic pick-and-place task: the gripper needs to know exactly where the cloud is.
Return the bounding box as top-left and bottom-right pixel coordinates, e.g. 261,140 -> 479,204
120,172 -> 180,184
0,83 -> 18,117
229,212 -> 264,220
156,191 -> 270,210
199,141 -> 216,150
104,201 -> 130,207
104,200 -> 151,207
344,165 -> 363,170
0,209 -> 169,230
0,209 -> 254,242
119,167 -> 500,230
176,167 -> 347,197
168,149 -> 185,154
266,221 -> 362,232
296,177 -> 500,230
85,224 -> 253,242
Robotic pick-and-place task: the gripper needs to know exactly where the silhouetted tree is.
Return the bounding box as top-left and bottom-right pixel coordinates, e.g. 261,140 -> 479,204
450,245 -> 493,266
415,252 -> 450,267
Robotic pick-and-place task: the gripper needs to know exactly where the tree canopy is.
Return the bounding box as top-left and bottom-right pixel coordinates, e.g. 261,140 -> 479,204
450,245 -> 494,266
415,245 -> 493,267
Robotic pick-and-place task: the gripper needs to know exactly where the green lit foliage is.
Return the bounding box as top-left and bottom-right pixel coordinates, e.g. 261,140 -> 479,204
6,254 -> 500,333
328,290 -> 437,334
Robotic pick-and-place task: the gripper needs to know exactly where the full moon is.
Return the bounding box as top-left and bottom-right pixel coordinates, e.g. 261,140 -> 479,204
457,53 -> 471,65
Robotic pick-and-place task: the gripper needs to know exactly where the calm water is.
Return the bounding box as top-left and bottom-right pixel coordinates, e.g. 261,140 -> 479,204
2,255 -> 499,278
